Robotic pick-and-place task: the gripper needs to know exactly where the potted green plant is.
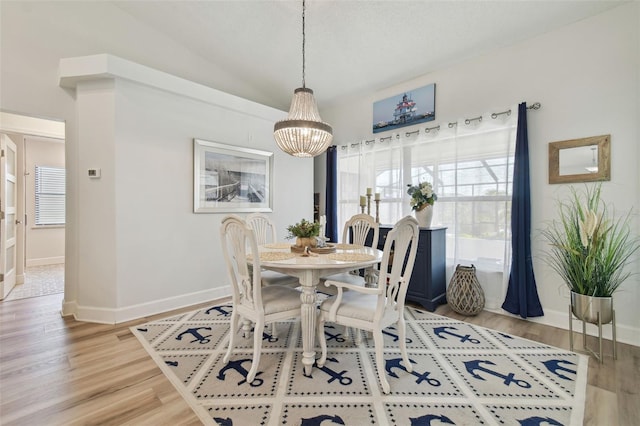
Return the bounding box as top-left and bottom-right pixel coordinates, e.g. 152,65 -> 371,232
286,218 -> 321,248
541,184 -> 640,324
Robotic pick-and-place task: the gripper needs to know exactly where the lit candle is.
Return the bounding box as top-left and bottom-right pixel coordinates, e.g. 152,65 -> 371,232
375,192 -> 381,201
366,187 -> 372,195
359,196 -> 366,206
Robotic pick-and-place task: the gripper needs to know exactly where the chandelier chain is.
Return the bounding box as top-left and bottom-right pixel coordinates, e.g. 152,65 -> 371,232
301,0 -> 306,88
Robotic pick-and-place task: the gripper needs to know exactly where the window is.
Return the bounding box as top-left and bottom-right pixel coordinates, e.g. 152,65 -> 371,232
35,165 -> 65,225
336,110 -> 518,308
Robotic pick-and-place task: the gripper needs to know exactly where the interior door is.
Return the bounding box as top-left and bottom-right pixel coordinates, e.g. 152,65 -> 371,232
1,133 -> 18,299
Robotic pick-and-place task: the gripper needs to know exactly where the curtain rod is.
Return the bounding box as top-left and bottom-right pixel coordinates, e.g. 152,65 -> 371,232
340,102 -> 541,149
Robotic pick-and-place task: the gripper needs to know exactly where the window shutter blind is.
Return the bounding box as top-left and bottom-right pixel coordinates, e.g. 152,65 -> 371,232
35,165 -> 66,225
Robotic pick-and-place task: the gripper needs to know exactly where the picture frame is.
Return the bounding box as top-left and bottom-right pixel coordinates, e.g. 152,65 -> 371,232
372,83 -> 436,134
193,139 -> 273,213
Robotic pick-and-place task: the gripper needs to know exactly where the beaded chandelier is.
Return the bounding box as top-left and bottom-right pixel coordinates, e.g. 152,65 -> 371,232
273,0 -> 333,158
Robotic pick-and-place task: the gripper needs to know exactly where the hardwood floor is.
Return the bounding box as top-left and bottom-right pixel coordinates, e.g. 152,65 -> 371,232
1,294 -> 637,425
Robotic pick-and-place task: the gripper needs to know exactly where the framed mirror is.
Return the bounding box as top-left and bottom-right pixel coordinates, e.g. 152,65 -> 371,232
548,135 -> 610,184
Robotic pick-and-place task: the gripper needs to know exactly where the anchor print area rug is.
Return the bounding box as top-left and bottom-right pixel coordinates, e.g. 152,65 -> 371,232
131,302 -> 587,425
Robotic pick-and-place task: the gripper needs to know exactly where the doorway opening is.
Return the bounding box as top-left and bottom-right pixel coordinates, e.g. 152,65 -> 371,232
0,111 -> 65,301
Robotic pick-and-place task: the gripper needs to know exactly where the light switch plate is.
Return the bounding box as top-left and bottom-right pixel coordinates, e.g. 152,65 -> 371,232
88,168 -> 101,178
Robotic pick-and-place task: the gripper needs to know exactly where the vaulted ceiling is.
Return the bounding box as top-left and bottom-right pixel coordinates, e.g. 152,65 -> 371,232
113,1 -> 625,111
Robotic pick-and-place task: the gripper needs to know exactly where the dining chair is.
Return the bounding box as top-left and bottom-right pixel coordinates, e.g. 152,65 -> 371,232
317,215 -> 419,394
220,215 -> 303,383
246,213 -> 299,287
322,213 -> 380,286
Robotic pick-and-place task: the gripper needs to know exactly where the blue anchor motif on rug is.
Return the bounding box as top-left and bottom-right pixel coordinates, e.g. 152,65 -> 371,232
261,329 -> 278,343
311,357 -> 353,385
175,326 -> 212,344
165,360 -> 178,367
213,417 -> 233,426
205,305 -> 233,317
216,358 -> 264,387
323,325 -> 346,343
517,415 -> 563,426
386,358 -> 441,387
409,413 -> 455,425
382,325 -> 413,344
463,359 -> 531,388
541,359 -> 576,381
433,326 -> 480,344
301,414 -> 346,425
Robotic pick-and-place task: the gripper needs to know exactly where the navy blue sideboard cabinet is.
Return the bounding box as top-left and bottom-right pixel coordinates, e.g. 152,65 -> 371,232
378,225 -> 447,311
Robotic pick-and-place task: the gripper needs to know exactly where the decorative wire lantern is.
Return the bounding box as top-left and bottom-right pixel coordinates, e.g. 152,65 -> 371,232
273,0 -> 333,158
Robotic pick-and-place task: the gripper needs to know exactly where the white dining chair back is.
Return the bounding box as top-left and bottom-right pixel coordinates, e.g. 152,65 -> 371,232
220,215 -> 303,383
246,213 -> 277,245
323,213 -> 380,287
246,213 -> 299,289
317,215 -> 419,394
342,213 -> 379,248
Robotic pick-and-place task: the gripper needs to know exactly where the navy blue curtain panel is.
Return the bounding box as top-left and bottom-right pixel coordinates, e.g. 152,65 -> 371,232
325,146 -> 339,243
502,103 -> 544,318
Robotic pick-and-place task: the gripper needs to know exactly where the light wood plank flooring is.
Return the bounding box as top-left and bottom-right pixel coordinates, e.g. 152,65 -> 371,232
1,294 -> 637,425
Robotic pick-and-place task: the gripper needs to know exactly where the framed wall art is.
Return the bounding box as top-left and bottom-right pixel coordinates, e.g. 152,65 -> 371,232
372,83 -> 436,134
193,139 -> 273,213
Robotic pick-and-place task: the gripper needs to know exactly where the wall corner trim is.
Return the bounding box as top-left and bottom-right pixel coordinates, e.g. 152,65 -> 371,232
58,54 -> 285,121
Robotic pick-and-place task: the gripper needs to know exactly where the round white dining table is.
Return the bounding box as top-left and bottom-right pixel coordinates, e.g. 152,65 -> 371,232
258,245 -> 383,376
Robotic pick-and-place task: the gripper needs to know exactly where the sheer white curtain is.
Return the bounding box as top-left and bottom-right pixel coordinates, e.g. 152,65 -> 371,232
336,106 -> 518,308
337,137 -> 407,232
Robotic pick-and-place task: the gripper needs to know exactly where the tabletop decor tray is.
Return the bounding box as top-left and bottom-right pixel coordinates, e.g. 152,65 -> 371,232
290,244 -> 336,254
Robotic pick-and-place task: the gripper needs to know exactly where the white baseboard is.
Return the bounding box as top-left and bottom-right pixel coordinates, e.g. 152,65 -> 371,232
61,286 -> 231,324
26,256 -> 65,267
484,306 -> 639,347
61,299 -> 77,317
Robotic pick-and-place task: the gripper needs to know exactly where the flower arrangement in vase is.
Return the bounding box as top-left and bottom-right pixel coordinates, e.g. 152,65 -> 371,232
286,218 -> 321,248
407,181 -> 437,227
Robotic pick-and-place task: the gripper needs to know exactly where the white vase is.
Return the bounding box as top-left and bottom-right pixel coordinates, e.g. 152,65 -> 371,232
414,205 -> 433,228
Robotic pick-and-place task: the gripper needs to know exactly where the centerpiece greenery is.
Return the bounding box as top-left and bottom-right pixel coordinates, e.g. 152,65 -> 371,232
407,181 -> 437,211
541,184 -> 640,298
286,218 -> 321,248
286,218 -> 321,238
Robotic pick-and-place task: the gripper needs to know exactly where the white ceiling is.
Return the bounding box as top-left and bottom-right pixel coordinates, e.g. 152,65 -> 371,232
112,1 -> 625,111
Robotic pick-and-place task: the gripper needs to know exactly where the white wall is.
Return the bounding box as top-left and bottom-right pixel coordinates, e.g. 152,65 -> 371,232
0,2 -> 312,323
24,136 -> 65,266
58,55 -> 312,323
316,3 -> 640,346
